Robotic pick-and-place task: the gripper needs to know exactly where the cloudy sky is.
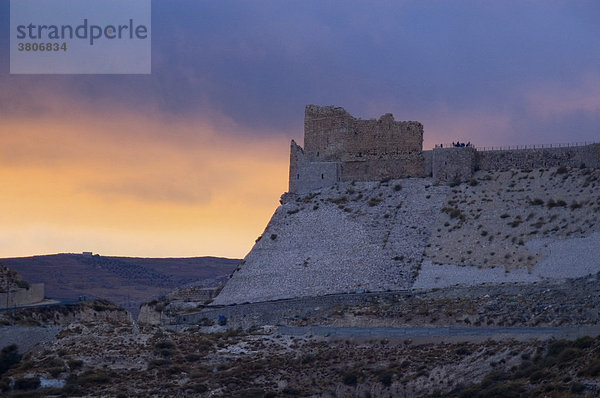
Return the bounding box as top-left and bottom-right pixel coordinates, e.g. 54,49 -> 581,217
1,1 -> 599,258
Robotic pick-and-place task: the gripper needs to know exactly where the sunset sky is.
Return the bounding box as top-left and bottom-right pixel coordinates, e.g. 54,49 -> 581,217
1,1 -> 599,259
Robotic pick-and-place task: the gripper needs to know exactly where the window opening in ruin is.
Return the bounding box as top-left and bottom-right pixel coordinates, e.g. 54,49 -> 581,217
321,174 -> 324,179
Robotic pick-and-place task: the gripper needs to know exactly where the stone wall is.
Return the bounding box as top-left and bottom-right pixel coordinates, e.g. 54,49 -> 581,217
0,283 -> 44,309
166,286 -> 217,302
431,147 -> 477,184
477,144 -> 600,172
304,105 -> 423,161
289,140 -> 341,194
423,150 -> 433,176
430,144 -> 600,185
290,105 -> 426,193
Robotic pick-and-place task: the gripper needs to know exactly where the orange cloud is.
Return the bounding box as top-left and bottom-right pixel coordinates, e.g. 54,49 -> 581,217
0,111 -> 289,259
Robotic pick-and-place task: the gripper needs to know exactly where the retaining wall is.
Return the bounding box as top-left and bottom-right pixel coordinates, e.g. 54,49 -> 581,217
0,283 -> 44,309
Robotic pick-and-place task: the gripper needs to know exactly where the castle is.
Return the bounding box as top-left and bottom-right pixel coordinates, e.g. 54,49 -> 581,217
211,105 -> 600,306
290,105 -> 600,192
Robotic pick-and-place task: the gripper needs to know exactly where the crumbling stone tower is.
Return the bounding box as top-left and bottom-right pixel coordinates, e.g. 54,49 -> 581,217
289,105 -> 426,193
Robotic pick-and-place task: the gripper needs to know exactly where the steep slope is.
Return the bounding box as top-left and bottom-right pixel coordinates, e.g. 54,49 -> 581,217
215,165 -> 600,305
213,179 -> 448,304
417,166 -> 600,288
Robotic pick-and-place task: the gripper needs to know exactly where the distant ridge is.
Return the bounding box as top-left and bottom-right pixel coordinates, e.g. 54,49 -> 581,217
1,253 -> 239,315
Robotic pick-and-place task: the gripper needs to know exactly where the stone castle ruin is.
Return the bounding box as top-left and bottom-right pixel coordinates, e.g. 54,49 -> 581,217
290,105 -> 425,193
291,105 -> 600,192
212,105 -> 600,306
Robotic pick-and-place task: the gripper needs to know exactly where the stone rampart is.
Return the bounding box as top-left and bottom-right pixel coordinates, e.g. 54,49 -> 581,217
0,283 -> 44,309
430,144 -> 600,184
431,147 -> 476,184
477,144 -> 600,172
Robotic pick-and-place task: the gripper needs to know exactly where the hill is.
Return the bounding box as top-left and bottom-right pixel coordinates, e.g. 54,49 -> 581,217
215,166 -> 600,305
1,254 -> 239,315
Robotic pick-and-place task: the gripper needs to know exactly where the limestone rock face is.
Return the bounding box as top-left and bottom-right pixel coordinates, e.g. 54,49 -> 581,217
213,179 -> 448,305
215,166 -> 600,305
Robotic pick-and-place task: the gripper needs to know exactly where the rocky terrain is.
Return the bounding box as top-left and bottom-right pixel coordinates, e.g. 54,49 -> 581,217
1,263 -> 600,396
0,265 -> 30,292
1,254 -> 238,315
216,165 -> 600,305
215,179 -> 448,304
424,166 -> 600,270
293,274 -> 600,329
2,309 -> 600,397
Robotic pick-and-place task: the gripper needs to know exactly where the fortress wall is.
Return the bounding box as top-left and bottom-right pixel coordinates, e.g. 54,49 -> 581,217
0,283 -> 44,309
431,147 -> 476,184
303,105 -> 423,163
292,162 -> 341,194
292,105 -> 426,193
289,140 -> 341,194
342,155 -> 426,181
476,144 -> 600,171
303,105 -> 350,161
429,144 -> 599,185
423,150 -> 433,176
342,117 -> 423,162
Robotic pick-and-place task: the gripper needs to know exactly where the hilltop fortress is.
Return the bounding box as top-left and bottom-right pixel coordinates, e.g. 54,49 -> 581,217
291,105 -> 600,192
213,105 -> 600,305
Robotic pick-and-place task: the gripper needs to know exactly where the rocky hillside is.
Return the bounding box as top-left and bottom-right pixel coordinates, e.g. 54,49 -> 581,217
1,254 -> 238,316
2,319 -> 600,397
418,166 -> 600,289
0,264 -> 30,292
214,179 -> 448,304
215,166 -> 600,305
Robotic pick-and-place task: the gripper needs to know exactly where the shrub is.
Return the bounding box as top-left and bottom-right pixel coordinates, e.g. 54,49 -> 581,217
148,358 -> 170,370
546,339 -> 570,357
368,197 -> 384,207
556,166 -> 568,174
579,359 -> 600,377
530,198 -> 544,206
442,207 -> 464,219
529,370 -> 551,383
342,372 -> 358,386
155,341 -> 175,350
394,184 -> 402,191
557,348 -> 581,363
0,344 -> 22,376
68,359 -> 84,370
64,370 -> 111,394
469,178 -> 478,186
14,376 -> 40,391
270,234 -> 277,240
573,336 -> 594,349
377,370 -> 393,386
455,347 -> 471,356
15,280 -> 30,289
